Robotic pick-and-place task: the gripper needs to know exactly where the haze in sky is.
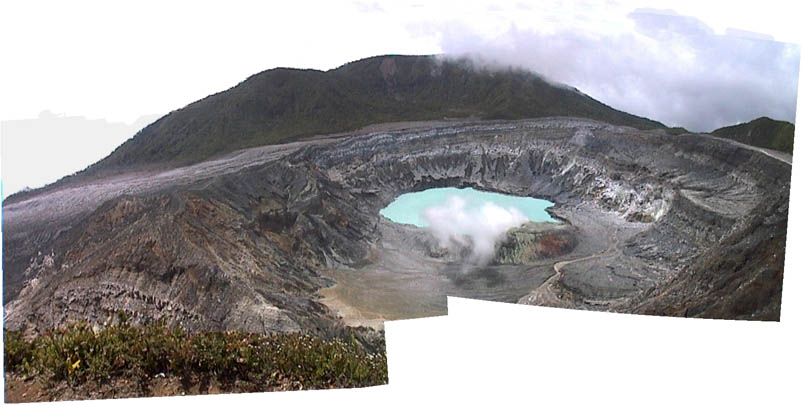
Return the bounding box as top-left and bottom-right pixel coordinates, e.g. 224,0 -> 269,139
437,8 -> 799,131
1,0 -> 799,197
0,2 -> 799,403
1,112 -> 159,198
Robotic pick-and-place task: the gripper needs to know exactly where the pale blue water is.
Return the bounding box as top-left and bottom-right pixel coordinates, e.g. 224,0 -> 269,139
380,187 -> 557,227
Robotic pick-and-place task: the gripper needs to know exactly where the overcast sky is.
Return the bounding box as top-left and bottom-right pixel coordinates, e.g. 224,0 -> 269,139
437,8 -> 799,131
0,111 -> 160,196
1,0 -> 800,197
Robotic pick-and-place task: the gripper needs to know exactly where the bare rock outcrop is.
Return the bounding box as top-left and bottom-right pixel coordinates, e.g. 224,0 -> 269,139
3,118 -> 790,335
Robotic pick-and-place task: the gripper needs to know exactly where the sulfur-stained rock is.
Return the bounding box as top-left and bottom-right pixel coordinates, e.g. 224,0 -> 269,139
2,117 -> 790,336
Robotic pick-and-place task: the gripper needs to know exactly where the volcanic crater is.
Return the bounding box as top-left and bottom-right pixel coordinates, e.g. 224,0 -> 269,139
3,116 -> 790,340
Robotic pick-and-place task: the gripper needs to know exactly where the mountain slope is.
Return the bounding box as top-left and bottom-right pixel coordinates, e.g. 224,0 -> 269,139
4,119 -> 789,336
709,116 -> 795,154
84,55 -> 665,175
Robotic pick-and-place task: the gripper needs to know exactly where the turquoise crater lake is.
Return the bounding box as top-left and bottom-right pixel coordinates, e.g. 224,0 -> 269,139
379,187 -> 558,227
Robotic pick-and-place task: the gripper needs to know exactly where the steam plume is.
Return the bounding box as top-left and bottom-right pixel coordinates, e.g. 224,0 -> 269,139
422,195 -> 528,265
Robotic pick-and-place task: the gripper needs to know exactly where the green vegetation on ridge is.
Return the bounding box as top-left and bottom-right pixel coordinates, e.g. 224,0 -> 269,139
709,116 -> 795,154
85,54 -> 666,175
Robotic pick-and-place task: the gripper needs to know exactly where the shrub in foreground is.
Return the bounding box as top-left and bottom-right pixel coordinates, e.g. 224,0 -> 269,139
3,320 -> 387,390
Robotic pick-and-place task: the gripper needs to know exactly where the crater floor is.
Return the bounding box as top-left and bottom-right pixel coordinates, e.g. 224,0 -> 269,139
3,118 -> 791,337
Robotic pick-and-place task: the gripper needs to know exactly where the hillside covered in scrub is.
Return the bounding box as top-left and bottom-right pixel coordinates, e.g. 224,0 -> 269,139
4,315 -> 387,402
80,54 -> 666,175
709,116 -> 795,154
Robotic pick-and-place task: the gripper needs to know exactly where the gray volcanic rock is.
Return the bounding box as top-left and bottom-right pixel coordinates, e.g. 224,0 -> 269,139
60,55 -> 664,178
2,117 -> 790,336
493,222 -> 577,265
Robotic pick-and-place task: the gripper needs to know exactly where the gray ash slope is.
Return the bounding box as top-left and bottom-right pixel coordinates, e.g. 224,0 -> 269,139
3,117 -> 790,337
2,54 -> 665,196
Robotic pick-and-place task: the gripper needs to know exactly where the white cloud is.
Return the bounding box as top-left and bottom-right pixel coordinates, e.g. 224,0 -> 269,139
1,0 -> 798,193
422,196 -> 528,265
436,9 -> 800,131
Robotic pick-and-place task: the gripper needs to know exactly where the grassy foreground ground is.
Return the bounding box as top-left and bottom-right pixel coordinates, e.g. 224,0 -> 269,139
3,316 -> 387,402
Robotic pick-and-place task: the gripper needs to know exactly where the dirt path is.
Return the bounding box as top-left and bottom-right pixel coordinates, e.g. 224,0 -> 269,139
706,135 -> 792,165
553,230 -> 620,275
520,228 -> 622,307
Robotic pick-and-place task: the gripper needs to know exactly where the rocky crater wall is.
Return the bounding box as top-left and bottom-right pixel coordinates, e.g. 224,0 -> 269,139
3,118 -> 790,336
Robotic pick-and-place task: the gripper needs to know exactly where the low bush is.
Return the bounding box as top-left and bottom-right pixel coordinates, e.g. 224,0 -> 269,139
3,316 -> 387,390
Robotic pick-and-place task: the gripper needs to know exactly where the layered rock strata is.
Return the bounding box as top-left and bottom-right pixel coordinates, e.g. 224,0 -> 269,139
3,117 -> 790,336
